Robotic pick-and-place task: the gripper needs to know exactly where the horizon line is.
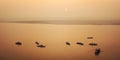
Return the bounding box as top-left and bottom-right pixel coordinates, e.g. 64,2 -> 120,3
0,20 -> 120,25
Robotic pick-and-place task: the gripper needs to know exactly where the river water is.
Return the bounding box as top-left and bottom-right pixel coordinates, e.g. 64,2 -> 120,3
0,23 -> 120,60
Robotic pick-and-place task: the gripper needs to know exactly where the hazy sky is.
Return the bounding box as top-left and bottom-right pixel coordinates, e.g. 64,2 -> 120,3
0,0 -> 120,20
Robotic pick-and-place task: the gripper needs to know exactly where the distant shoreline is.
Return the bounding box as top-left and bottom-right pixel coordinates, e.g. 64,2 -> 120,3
0,20 -> 120,25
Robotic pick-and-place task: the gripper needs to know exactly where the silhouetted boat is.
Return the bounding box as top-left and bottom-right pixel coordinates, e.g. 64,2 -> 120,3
35,41 -> 40,45
37,45 -> 46,48
76,42 -> 84,45
95,48 -> 101,56
87,36 -> 93,39
66,42 -> 71,46
15,42 -> 22,46
89,43 -> 98,46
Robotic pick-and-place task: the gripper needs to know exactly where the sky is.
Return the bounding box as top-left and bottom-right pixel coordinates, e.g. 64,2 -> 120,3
0,0 -> 120,21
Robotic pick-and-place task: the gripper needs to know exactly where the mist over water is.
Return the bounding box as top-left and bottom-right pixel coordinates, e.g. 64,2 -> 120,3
0,23 -> 120,60
0,0 -> 120,60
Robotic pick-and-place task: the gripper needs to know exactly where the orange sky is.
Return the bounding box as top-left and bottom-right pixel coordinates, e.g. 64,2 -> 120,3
0,0 -> 120,20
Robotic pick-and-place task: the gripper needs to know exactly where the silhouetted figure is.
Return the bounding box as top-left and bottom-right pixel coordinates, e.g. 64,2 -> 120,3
37,45 -> 46,48
35,41 -> 40,45
66,42 -> 71,46
89,43 -> 98,46
76,42 -> 84,45
87,36 -> 93,39
15,41 -> 22,46
95,48 -> 101,56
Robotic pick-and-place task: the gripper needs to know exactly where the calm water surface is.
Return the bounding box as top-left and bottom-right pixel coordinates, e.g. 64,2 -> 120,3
0,23 -> 120,60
